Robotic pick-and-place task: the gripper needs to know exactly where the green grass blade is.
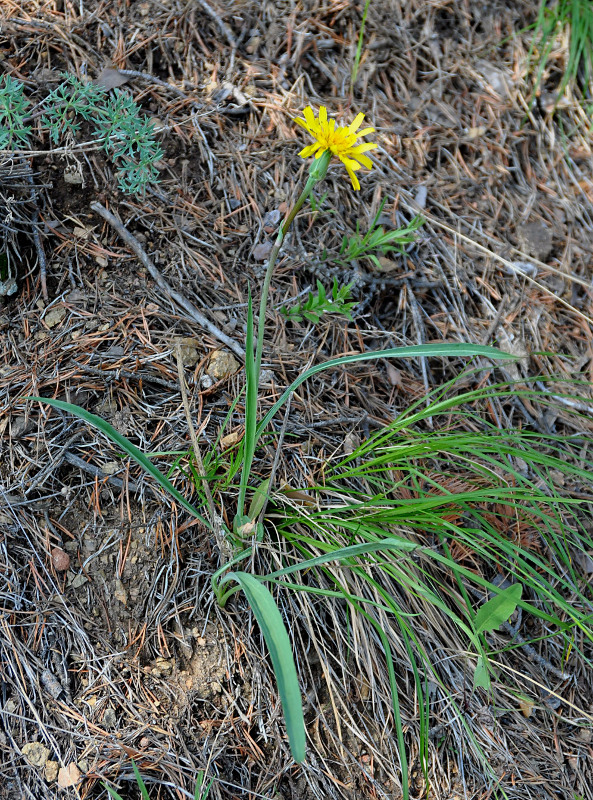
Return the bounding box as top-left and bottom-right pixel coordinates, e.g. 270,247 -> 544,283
257,343 -> 515,437
131,761 -> 151,800
221,570 -> 306,763
351,0 -> 372,86
263,537 -> 418,581
103,786 -> 124,800
238,292 -> 257,517
28,397 -> 209,525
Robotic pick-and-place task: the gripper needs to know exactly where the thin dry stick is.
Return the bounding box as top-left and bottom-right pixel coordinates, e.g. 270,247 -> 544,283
196,0 -> 238,50
405,278 -> 432,428
175,343 -> 231,559
24,159 -> 48,301
174,343 -> 216,523
90,201 -> 245,360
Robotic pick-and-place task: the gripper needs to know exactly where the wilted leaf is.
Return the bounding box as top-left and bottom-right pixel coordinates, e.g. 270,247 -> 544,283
94,68 -> 129,90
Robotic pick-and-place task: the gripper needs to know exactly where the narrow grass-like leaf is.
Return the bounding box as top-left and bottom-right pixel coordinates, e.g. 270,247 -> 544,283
237,292 -> 257,517
257,344 -> 515,437
474,583 -> 523,634
248,477 -> 271,520
220,571 -> 306,763
27,397 -> 209,525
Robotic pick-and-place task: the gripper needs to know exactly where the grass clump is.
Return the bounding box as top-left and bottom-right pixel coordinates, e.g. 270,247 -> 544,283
266,377 -> 593,795
530,0 -> 593,106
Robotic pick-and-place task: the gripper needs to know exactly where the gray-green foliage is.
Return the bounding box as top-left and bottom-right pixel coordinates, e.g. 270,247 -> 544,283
0,72 -> 162,194
0,75 -> 31,149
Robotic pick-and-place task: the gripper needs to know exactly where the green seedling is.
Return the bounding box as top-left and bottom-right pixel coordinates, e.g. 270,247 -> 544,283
338,199 -> 424,269
282,277 -> 356,324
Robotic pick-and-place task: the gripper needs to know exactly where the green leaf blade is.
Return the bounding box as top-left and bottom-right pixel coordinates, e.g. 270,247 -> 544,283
27,397 -> 208,524
225,571 -> 306,763
475,583 -> 523,634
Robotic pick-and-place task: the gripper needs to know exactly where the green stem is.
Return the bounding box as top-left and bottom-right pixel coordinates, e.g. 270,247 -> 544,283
238,152 -> 331,519
254,175 -> 315,376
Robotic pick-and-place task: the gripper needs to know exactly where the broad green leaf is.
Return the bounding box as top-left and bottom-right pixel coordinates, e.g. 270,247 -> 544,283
223,571 -> 306,763
475,583 -> 523,634
27,397 -> 209,525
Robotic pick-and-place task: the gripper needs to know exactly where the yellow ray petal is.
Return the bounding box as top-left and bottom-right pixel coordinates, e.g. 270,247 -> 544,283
293,117 -> 310,130
351,142 -> 378,153
303,106 -> 316,127
344,162 -> 361,191
351,152 -> 373,169
340,156 -> 362,172
348,112 -> 365,133
299,142 -> 323,159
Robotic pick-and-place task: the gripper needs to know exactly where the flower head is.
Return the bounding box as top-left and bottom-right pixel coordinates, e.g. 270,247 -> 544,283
294,106 -> 377,191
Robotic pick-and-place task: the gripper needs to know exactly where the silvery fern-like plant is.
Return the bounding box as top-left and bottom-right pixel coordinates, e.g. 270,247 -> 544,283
0,75 -> 31,149
0,72 -> 162,195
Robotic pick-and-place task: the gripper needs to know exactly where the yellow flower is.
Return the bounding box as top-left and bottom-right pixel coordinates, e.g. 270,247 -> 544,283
294,105 -> 377,191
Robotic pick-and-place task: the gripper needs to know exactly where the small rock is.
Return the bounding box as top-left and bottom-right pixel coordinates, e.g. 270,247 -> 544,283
200,374 -> 214,389
476,59 -> 511,98
245,34 -> 261,54
101,461 -> 120,476
343,432 -> 359,455
11,415 -> 34,438
69,573 -> 88,590
207,350 -> 239,380
263,209 -> 281,233
467,126 -> 487,139
376,256 -> 399,272
178,337 -> 201,367
253,242 -> 273,260
151,657 -> 173,676
51,547 -> 70,572
220,430 -> 241,449
259,369 -> 275,385
45,760 -> 59,782
103,707 -> 117,729
44,306 -> 66,329
63,165 -> 83,185
113,579 -> 127,605
505,261 -> 538,278
22,742 -> 51,768
57,763 -> 81,788
517,221 -> 553,262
